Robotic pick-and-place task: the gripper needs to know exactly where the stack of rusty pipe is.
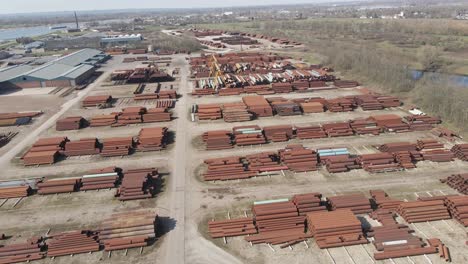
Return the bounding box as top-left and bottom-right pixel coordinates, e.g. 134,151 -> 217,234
263,125 -> 293,142
295,125 -> 327,139
203,157 -> 256,181
242,96 -> 273,117
444,195 -> 468,226
349,118 -> 381,135
333,80 -> 359,88
451,144 -> 468,161
89,114 -> 118,127
397,200 -> 451,223
427,238 -> 451,262
300,102 -> 324,113
269,100 -> 302,116
245,152 -> 286,173
222,103 -> 252,122
116,168 -> 157,201
378,142 -> 417,152
114,107 -> 145,125
197,104 -> 222,120
100,137 -> 135,157
63,138 -> 101,156
327,194 -> 372,214
421,149 -> 454,162
292,193 -> 327,215
271,83 -> 293,93
278,145 -> 318,172
22,137 -> 67,166
98,211 -> 158,251
349,95 -> 384,110
82,95 -> 112,107
441,173 -> 468,194
307,209 -> 368,248
371,114 -> 410,133
417,139 -> 444,150
322,122 -> 353,137
136,127 -> 168,151
357,153 -> 402,173
0,237 -> 44,264
202,130 -> 233,150
405,115 -> 441,131
321,154 -> 361,173
324,98 -> 355,112
208,217 -> 257,238
0,185 -> 31,199
56,116 -> 85,131
233,125 -> 267,146
142,108 -> 171,123
370,190 -> 402,211
37,178 -> 80,195
80,172 -> 119,191
46,231 -> 100,257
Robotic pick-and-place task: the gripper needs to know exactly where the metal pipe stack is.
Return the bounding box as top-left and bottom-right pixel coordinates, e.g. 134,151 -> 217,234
263,125 -> 293,142
291,193 -> 327,215
116,168 -> 157,201
324,98 -> 355,112
371,114 -> 411,133
80,172 -> 119,191
89,114 -> 118,127
279,145 -> 318,172
300,102 -> 324,113
46,231 -> 100,257
233,125 -> 266,146
98,211 -> 158,251
441,173 -> 468,194
22,137 -> 67,166
242,96 -> 273,117
245,152 -> 286,173
208,217 -> 257,238
203,157 -> 256,181
370,190 -> 403,211
82,95 -> 113,107
397,200 -> 451,223
222,103 -> 252,122
322,122 -> 354,137
306,209 -> 368,248
333,80 -> 359,88
197,104 -> 222,120
136,127 -> 168,151
37,178 -> 81,195
451,144 -> 468,161
357,153 -> 402,173
0,237 -> 44,264
295,125 -> 327,139
0,181 -> 32,199
100,137 -> 135,157
56,116 -> 85,131
445,195 -> 468,226
327,194 -> 372,214
202,130 -> 233,150
349,118 -> 382,135
63,138 -> 101,156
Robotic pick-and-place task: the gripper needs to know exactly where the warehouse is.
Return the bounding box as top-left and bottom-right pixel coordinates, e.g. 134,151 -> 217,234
0,48 -> 109,89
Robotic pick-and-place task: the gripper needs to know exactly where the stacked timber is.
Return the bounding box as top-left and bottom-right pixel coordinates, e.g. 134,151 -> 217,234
100,137 -> 135,157
324,98 -> 354,112
117,168 -> 158,201
357,153 -> 401,173
197,104 -> 222,120
37,178 -> 80,194
63,138 -> 101,156
295,125 -> 327,139
56,116 -> 85,131
417,139 -> 444,150
370,190 -> 403,211
89,114 -> 118,127
371,115 -> 410,133
327,194 -> 372,214
278,145 -> 318,172
208,218 -> 257,238
22,137 -> 67,166
202,130 -> 233,150
136,127 -> 168,151
222,103 -> 252,122
445,196 -> 468,226
0,238 -> 44,263
245,200 -> 309,246
349,118 -> 381,135
142,108 -> 171,123
441,173 -> 468,194
98,211 -> 158,251
323,122 -> 353,137
451,144 -> 468,161
263,125 -> 293,142
300,102 -> 324,113
291,193 -> 326,215
233,125 -> 266,146
307,209 -> 368,248
80,172 -> 119,191
333,80 -> 359,88
397,200 -> 451,223
242,96 -> 273,117
203,157 -> 256,181
46,231 -> 100,257
82,95 -> 112,107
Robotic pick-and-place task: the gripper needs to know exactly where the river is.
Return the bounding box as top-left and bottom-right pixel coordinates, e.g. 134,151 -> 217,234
0,24 -> 75,41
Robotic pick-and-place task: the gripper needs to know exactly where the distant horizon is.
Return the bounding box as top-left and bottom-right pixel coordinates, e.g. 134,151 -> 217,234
0,0 -> 366,15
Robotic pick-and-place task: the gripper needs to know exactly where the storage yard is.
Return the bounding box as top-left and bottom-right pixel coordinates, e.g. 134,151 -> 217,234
1,40 -> 468,264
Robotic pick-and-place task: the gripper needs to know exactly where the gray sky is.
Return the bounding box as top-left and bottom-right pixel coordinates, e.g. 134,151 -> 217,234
0,0 -> 345,14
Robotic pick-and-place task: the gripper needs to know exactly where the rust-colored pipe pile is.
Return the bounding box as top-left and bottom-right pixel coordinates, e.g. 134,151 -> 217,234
208,217 -> 257,238
444,195 -> 468,226
370,190 -> 402,211
371,114 -> 410,133
357,153 -> 402,173
295,125 -> 327,139
333,80 -> 359,88
100,137 -> 135,157
292,193 -> 327,215
245,152 -> 286,173
404,115 -> 441,131
348,94 -> 384,110
349,118 -> 382,135
89,114 -> 118,127
0,237 -> 44,264
233,125 -> 267,146
142,108 -> 171,122
97,211 -> 158,251
324,98 -> 355,112
203,157 -> 256,181
136,127 -> 168,151
321,154 -> 361,173
327,194 -> 372,214
46,231 -> 100,257
269,101 -> 302,116
222,103 -> 252,122
82,95 -> 113,107
441,173 -> 468,194
116,168 -> 157,201
307,209 -> 368,248
114,107 -> 145,125
300,102 -> 324,113
421,149 -> 454,162
242,96 -> 273,117
22,137 -> 67,166
202,130 -> 233,150
397,200 -> 451,223
271,83 -> 293,93
322,122 -> 353,137
37,178 -> 80,195
427,238 -> 451,262
263,125 -> 293,142
378,142 -> 417,152
417,139 -> 444,150
81,173 -> 119,191
56,116 -> 85,131
197,104 -> 222,120
451,144 -> 468,161
278,145 -> 318,172
63,138 -> 101,156
0,185 -> 31,199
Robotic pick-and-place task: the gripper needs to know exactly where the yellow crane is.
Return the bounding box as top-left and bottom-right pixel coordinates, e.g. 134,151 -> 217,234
209,54 -> 224,90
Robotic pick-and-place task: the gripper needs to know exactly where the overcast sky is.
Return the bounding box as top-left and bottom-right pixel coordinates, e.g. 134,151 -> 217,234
0,0 -> 352,14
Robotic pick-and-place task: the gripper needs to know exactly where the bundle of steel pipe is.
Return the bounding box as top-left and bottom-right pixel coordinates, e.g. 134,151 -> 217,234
300,102 -> 324,113
295,125 -> 327,139
427,238 -> 451,262
270,101 -> 302,116
357,153 -> 402,173
451,144 -> 468,161
392,151 -> 417,169
349,95 -> 384,110
97,211 -> 157,250
397,200 -> 451,223
203,157 -> 256,181
292,193 -> 327,215
324,98 -> 355,112
222,103 -> 252,122
242,96 -> 273,117
116,168 -> 157,201
142,108 -> 171,122
37,178 -> 80,195
63,138 -> 101,156
0,111 -> 42,127
378,142 -> 418,152
202,130 -> 233,150
80,172 -> 119,191
89,114 -> 118,127
441,173 -> 468,194
278,145 -> 318,172
114,107 -> 145,125
263,125 -> 293,142
417,139 -> 444,150
233,125 -> 267,146
432,127 -> 460,142
323,122 -> 354,137
321,154 -> 361,173
307,209 -> 368,248
0,237 -> 44,264
245,152 -> 285,173
370,190 -> 403,212
56,116 -> 85,131
271,83 -> 293,93
444,195 -> 468,226
100,137 -> 135,157
371,114 -> 411,133
208,217 -> 257,238
46,231 -> 100,257
421,149 -> 455,162
333,80 -> 359,88
327,194 -> 372,214
197,104 -> 222,120
82,95 -> 113,107
349,118 -> 382,135
22,137 -> 67,166
0,185 -> 31,199
136,127 -> 168,151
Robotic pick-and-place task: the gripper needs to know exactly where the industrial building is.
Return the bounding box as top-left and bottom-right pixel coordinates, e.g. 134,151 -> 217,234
0,48 -> 109,89
100,34 -> 144,47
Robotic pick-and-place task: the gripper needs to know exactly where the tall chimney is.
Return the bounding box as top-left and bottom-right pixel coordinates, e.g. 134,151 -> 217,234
74,11 -> 79,29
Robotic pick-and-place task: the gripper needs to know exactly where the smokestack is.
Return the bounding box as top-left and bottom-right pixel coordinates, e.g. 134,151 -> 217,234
74,11 -> 79,29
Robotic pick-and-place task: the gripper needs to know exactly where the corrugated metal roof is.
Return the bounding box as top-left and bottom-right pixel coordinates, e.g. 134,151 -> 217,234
27,63 -> 75,80
54,48 -> 103,67
0,65 -> 35,82
61,64 -> 94,79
